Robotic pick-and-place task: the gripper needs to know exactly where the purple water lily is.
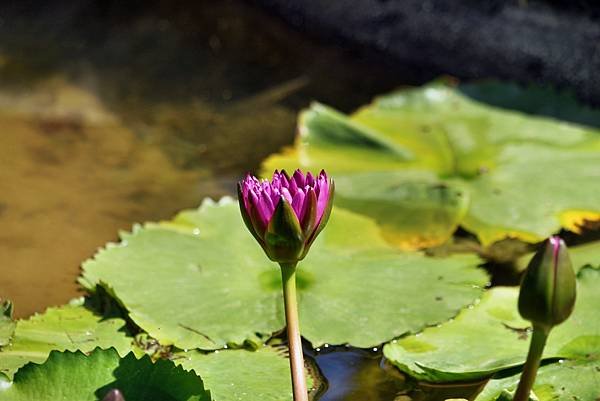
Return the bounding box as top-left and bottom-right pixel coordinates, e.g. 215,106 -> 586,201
237,169 -> 334,401
238,169 -> 334,263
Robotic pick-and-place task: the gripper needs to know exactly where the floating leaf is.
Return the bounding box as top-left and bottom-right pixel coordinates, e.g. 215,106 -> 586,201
263,82 -> 600,247
81,198 -> 487,350
178,346 -> 312,401
0,300 -> 132,378
383,266 -> 600,384
0,348 -> 209,401
476,359 -> 600,401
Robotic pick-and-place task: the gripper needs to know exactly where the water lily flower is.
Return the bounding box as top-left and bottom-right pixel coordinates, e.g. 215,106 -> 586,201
513,236 -> 577,401
238,169 -> 334,401
238,169 -> 334,263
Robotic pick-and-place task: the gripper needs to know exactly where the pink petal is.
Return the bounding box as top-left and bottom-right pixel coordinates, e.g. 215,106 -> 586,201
280,172 -> 290,189
316,179 -> 330,219
261,191 -> 275,217
280,187 -> 293,205
288,175 -> 298,195
249,192 -> 269,229
300,188 -> 317,233
293,169 -> 305,187
291,189 -> 305,220
306,171 -> 315,187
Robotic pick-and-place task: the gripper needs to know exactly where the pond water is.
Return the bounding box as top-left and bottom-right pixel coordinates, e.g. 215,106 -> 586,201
0,1 -> 491,400
310,346 -> 488,400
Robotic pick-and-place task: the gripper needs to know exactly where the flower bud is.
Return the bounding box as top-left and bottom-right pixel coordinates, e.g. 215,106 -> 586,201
238,169 -> 334,264
518,236 -> 576,330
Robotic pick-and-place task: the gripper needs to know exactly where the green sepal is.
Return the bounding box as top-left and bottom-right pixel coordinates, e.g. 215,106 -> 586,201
265,196 -> 305,263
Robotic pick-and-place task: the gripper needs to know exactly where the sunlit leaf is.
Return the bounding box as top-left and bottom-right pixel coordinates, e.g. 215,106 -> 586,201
263,82 -> 600,247
81,198 -> 487,350
475,359 -> 600,401
0,348 -> 209,401
0,300 -> 132,379
178,346 -> 313,401
383,267 -> 600,385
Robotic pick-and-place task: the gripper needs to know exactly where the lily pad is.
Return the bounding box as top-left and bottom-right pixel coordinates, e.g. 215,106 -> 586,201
263,82 -> 600,247
178,346 -> 311,401
383,266 -> 600,384
0,299 -> 132,378
476,359 -> 600,401
0,348 -> 209,401
81,198 -> 487,350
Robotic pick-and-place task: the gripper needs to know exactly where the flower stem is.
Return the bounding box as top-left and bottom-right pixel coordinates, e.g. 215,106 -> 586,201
280,262 -> 308,401
513,325 -> 550,401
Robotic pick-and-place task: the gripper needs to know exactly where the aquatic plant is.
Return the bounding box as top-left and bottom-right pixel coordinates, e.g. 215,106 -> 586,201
1,81 -> 599,401
238,169 -> 334,401
513,236 -> 576,401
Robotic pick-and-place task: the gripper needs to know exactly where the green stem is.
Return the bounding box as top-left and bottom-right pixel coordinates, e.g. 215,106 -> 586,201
280,262 -> 308,401
513,325 -> 550,401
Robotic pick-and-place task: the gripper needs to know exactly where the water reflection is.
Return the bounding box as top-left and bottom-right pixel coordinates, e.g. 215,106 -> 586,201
0,0 -> 423,317
313,347 -> 408,400
311,346 -> 489,401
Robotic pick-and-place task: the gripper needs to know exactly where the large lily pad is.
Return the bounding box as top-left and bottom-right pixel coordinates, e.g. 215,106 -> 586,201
0,299 -> 132,378
81,198 -> 487,350
178,346 -> 310,401
383,266 -> 600,384
476,270 -> 600,401
0,348 -> 209,401
263,82 -> 600,247
476,359 -> 600,401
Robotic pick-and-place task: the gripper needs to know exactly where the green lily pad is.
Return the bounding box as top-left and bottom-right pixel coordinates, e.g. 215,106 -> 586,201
0,299 -> 132,379
476,359 -> 600,401
81,198 -> 487,350
383,266 -> 600,383
178,346 -> 312,401
263,82 -> 600,247
0,302 -> 15,348
0,348 -> 210,401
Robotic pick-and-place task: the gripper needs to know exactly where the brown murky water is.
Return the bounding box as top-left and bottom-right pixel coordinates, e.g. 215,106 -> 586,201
0,1 -> 428,318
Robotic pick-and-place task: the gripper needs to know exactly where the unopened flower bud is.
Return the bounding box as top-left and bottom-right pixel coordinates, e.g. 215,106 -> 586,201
518,236 -> 577,330
238,169 -> 334,264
